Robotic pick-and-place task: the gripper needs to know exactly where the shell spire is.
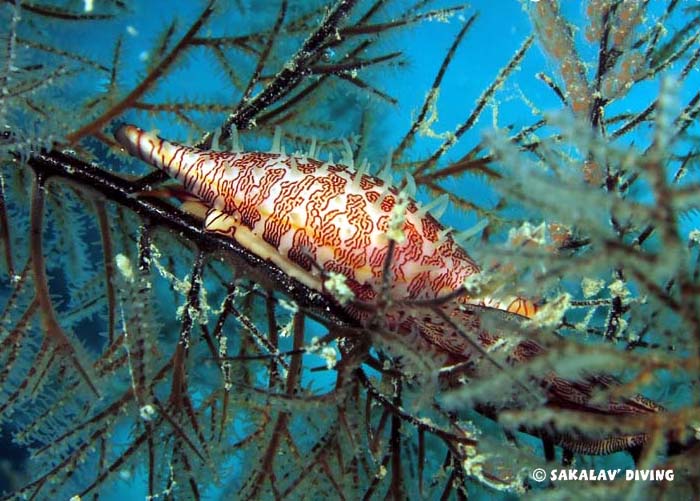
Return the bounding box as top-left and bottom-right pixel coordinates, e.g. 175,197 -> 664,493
115,124 -> 207,189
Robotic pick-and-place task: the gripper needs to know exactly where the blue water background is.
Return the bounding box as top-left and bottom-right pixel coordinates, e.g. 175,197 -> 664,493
2,0 -> 699,498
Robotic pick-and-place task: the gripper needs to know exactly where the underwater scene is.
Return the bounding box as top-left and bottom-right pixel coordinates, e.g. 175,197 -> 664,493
1,0 -> 700,499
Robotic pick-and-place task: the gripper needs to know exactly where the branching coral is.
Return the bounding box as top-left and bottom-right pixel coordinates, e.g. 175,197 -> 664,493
0,0 -> 699,499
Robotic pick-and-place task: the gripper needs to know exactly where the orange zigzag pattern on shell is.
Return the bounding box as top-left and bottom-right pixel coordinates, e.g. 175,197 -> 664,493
115,124 -> 534,361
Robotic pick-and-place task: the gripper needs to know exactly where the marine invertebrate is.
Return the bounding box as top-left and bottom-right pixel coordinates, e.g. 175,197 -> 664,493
114,124 -> 670,460
114,124 -> 516,348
